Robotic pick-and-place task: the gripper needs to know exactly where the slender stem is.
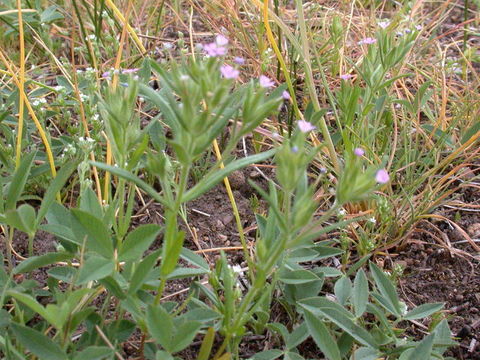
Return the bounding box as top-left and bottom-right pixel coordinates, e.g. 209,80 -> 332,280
295,0 -> 340,173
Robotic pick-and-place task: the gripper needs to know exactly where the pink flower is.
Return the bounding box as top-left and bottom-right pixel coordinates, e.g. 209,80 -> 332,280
375,169 -> 390,184
259,75 -> 275,88
282,90 -> 291,100
204,42 -> 227,57
220,65 -> 239,79
358,37 -> 377,45
122,68 -> 139,74
215,34 -> 229,46
354,148 -> 365,156
378,20 -> 390,29
297,120 -> 316,133
234,57 -> 245,65
340,74 -> 353,80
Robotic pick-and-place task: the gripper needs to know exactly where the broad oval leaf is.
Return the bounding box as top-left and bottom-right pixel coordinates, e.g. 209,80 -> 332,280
10,323 -> 67,360
119,224 -> 162,262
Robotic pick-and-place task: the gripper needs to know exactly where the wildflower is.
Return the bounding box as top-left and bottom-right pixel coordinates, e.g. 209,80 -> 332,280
297,120 -> 316,133
396,31 -> 404,37
203,42 -> 227,57
415,24 -> 422,31
220,65 -> 239,79
120,82 -> 129,87
340,74 -> 353,80
282,90 -> 291,100
122,68 -> 139,74
215,34 -> 229,46
291,145 -> 299,153
405,29 -> 412,34
259,75 -> 275,88
234,57 -> 245,65
102,71 -> 111,78
163,42 -> 174,50
353,147 -> 365,157
85,34 -> 96,41
375,169 -> 390,184
180,74 -> 190,81
76,69 -> 83,74
378,20 -> 390,29
368,217 -> 377,224
338,208 -> 347,216
54,85 -> 64,92
319,167 -> 327,174
358,37 -> 377,45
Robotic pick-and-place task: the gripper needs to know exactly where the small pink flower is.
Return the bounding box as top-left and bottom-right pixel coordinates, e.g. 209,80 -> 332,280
122,68 -> 139,74
215,34 -> 229,46
354,148 -> 365,156
378,20 -> 390,29
234,57 -> 245,65
282,90 -> 291,100
259,75 -> 275,88
340,74 -> 353,80
358,37 -> 377,45
375,169 -> 390,184
297,120 -> 316,133
220,65 -> 239,79
204,42 -> 227,57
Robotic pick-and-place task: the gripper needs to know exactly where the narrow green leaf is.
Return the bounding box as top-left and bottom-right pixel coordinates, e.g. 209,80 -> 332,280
250,350 -> 284,360
170,320 -> 202,353
299,297 -> 378,348
182,149 -> 276,203
304,310 -> 341,360
147,304 -> 173,352
71,209 -> 113,258
128,250 -> 160,295
119,224 -> 161,262
77,256 -> 114,285
10,323 -> 67,360
7,291 -> 60,329
36,160 -> 78,225
73,346 -> 113,360
13,252 -> 73,274
407,334 -> 434,360
6,152 -> 36,210
352,269 -> 369,317
404,302 -> 444,320
369,262 -> 401,316
90,162 -> 166,206
197,327 -> 215,360
280,269 -> 321,285
160,231 -> 185,277
334,276 -> 352,306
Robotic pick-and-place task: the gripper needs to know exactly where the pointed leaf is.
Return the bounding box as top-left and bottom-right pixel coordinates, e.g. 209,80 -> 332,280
353,269 -> 369,317
72,209 -> 113,258
404,303 -> 444,321
10,323 -> 67,360
119,224 -> 161,262
77,256 -> 114,285
369,262 -> 401,316
6,152 -> 36,210
147,304 -> 173,352
304,310 -> 341,360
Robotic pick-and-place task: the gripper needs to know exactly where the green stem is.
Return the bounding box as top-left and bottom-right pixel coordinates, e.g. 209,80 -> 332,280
295,0 -> 340,173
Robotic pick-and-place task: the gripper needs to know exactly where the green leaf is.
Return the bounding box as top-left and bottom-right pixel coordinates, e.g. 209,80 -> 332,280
77,256 -> 114,285
79,187 -> 103,220
280,269 -> 321,285
407,334 -> 434,360
36,160 -> 78,226
6,151 -> 36,210
147,304 -> 173,352
369,262 -> 401,317
285,322 -> 309,350
7,291 -> 62,329
404,303 -> 444,320
180,248 -> 210,272
90,162 -> 166,206
170,320 -> 202,353
250,350 -> 284,360
352,347 -> 381,360
304,310 -> 341,360
128,250 -> 160,295
13,252 -> 73,274
182,149 -> 276,203
160,231 -> 185,277
119,224 -> 161,262
5,204 -> 36,236
10,323 -> 67,360
334,276 -> 352,306
299,297 -> 378,348
352,269 -> 369,317
73,346 -> 113,360
197,327 -> 215,360
71,209 -> 113,258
